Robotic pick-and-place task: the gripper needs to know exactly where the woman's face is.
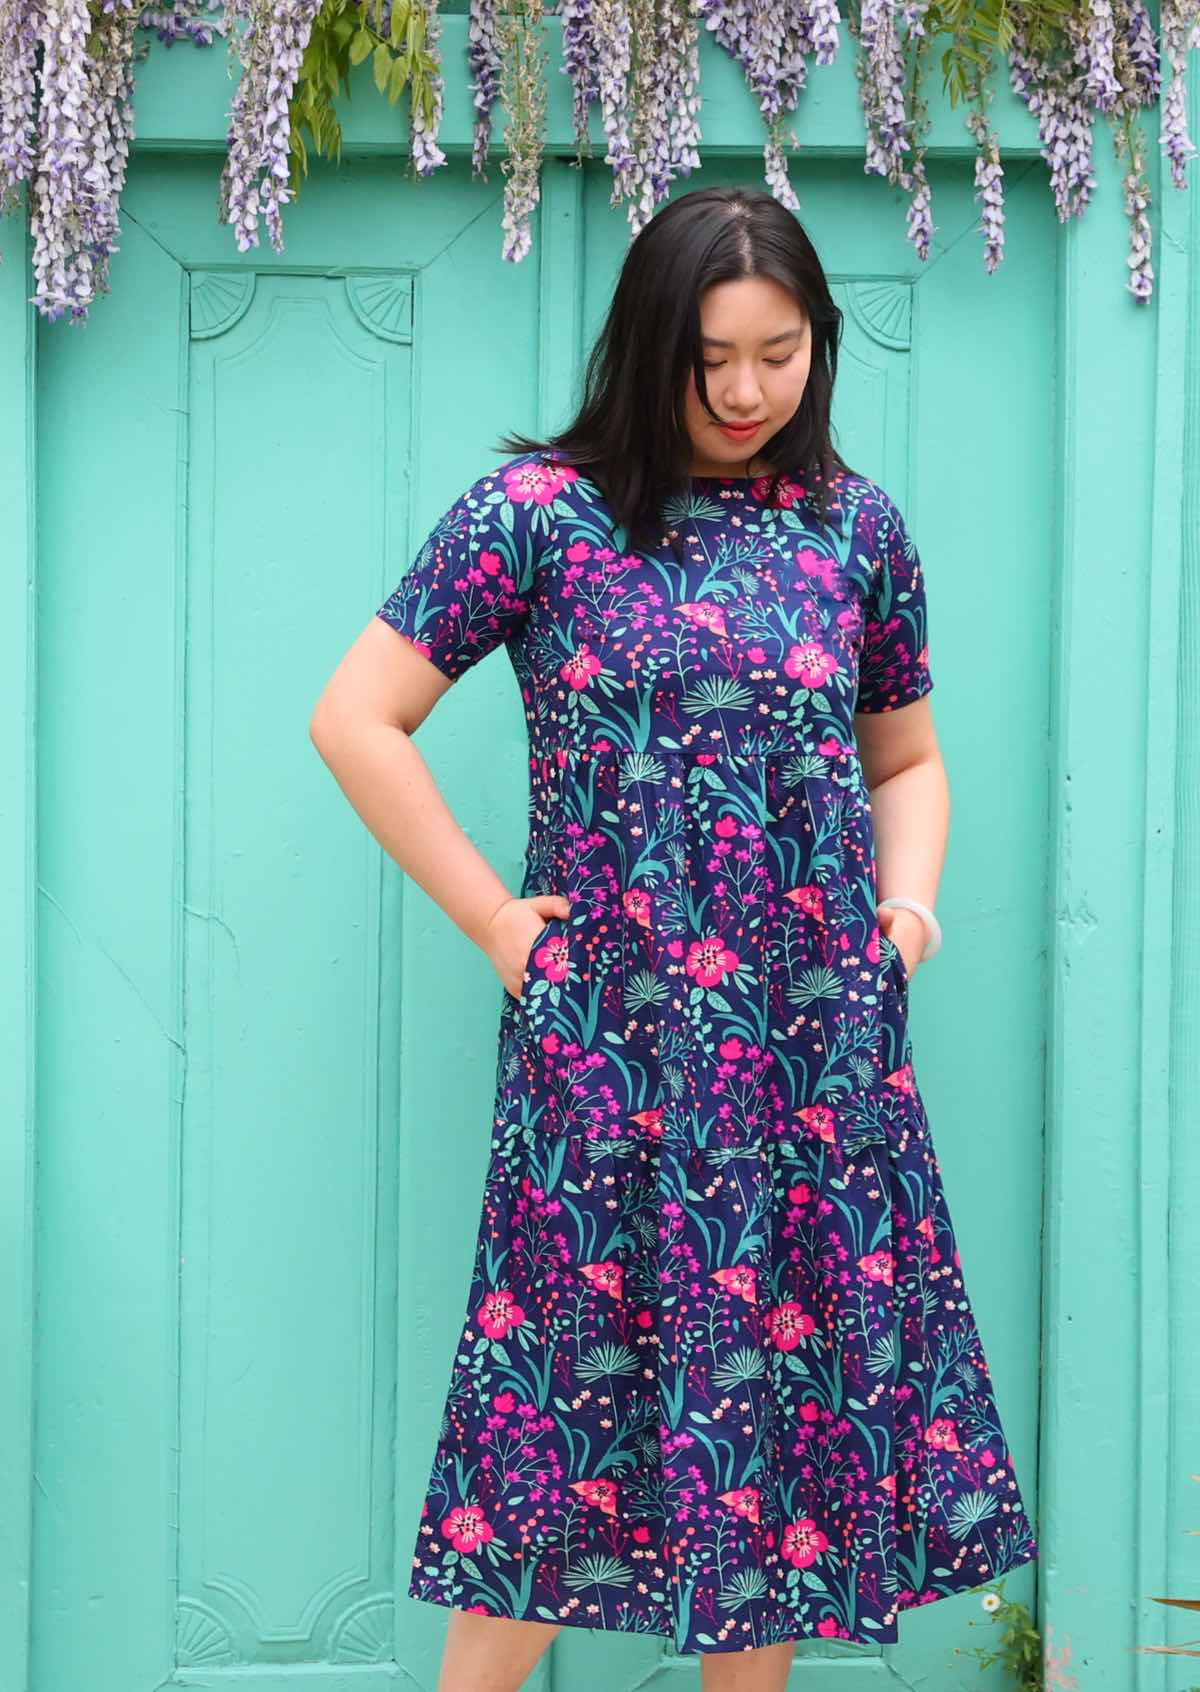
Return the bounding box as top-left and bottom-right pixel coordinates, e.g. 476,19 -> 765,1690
681,274 -> 812,477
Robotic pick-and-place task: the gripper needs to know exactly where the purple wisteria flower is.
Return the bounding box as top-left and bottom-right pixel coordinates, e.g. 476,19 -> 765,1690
853,0 -> 911,183
1083,0 -> 1122,110
965,101 -> 1005,275
624,0 -> 701,233
1161,0 -> 1200,188
0,0 -> 39,218
1120,119 -> 1154,299
137,0 -> 228,47
497,0 -> 547,262
468,0 -> 505,176
410,0 -> 448,177
593,0 -> 636,208
1008,12 -> 1098,222
27,0 -> 142,322
1122,0 -> 1162,105
697,0 -> 840,210
4,0 -> 1200,319
217,0 -> 326,253
556,0 -> 602,162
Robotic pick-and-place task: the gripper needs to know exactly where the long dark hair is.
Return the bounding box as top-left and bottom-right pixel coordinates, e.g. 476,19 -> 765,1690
497,184 -> 853,553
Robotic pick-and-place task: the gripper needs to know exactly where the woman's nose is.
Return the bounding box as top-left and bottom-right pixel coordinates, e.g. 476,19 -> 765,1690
723,375 -> 763,410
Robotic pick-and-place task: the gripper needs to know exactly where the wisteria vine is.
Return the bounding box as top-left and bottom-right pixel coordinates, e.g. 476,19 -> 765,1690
2,0 -> 1199,322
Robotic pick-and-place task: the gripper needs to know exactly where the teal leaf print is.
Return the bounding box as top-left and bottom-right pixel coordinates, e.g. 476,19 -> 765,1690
786,965 -> 846,1007
948,1490 -> 1001,1538
563,1555 -> 636,1591
575,1343 -> 640,1382
682,676 -> 757,716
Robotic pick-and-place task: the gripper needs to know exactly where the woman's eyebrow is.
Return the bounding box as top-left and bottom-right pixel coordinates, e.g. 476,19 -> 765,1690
700,326 -> 807,349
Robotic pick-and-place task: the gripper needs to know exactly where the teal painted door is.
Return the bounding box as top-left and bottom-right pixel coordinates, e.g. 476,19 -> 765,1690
34,150 -> 1050,1689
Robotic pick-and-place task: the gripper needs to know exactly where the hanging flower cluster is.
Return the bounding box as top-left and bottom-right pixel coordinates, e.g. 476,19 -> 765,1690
2,0 -> 1199,324
1,0 -> 227,319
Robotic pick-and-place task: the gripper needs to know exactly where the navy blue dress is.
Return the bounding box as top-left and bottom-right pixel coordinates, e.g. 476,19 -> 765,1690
376,450 -> 1038,1653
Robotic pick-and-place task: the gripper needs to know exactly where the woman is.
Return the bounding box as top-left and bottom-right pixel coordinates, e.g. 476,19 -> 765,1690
310,184 -> 1037,1691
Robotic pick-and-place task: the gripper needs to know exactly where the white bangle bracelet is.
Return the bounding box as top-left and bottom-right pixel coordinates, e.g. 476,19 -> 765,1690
877,895 -> 942,962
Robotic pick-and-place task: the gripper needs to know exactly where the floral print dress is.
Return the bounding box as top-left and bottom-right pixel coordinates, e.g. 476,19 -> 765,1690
375,449 -> 1038,1655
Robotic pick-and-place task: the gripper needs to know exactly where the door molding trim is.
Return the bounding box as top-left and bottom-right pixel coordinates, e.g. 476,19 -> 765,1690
0,193 -> 36,1692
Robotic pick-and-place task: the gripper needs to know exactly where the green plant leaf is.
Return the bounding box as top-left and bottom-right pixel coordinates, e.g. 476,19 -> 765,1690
388,54 -> 410,103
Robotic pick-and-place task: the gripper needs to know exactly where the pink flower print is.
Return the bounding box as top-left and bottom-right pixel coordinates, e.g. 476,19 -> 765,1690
718,1035 -> 744,1060
783,884 -> 826,921
580,1261 -> 625,1301
533,930 -> 571,985
787,1181 -> 813,1205
784,640 -> 841,687
493,1390 -> 516,1412
883,1063 -> 917,1094
866,924 -> 884,964
441,1503 -> 497,1553
623,886 -> 653,928
878,1473 -> 897,1495
685,935 -> 741,988
677,600 -> 729,637
477,1288 -> 527,1339
711,1265 -> 758,1304
747,644 -> 769,663
795,545 -> 838,593
816,1616 -> 841,1638
477,549 -> 506,578
566,539 -> 593,563
924,1418 -> 962,1453
765,472 -> 807,507
765,1301 -> 817,1351
504,458 -> 579,506
714,814 -> 739,839
858,1249 -> 894,1286
795,1103 -> 836,1146
717,1485 -> 761,1524
632,1524 -> 653,1543
631,1107 -> 665,1139
569,1477 -> 619,1515
915,1215 -> 935,1248
781,1517 -> 829,1568
561,643 -> 604,689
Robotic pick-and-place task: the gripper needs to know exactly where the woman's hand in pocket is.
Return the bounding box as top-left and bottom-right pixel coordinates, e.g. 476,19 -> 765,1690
485,893 -> 572,1000
877,904 -> 925,985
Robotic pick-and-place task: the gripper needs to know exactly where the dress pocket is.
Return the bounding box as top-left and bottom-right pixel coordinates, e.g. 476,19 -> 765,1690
514,915 -> 558,1008
888,937 -> 911,999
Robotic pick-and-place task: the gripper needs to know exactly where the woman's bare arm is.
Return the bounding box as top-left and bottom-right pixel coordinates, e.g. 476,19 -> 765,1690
309,618 -> 570,996
854,695 -> 949,979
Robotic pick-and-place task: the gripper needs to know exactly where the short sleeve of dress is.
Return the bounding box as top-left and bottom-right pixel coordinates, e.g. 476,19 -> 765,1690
853,488 -> 935,714
375,455 -> 548,682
